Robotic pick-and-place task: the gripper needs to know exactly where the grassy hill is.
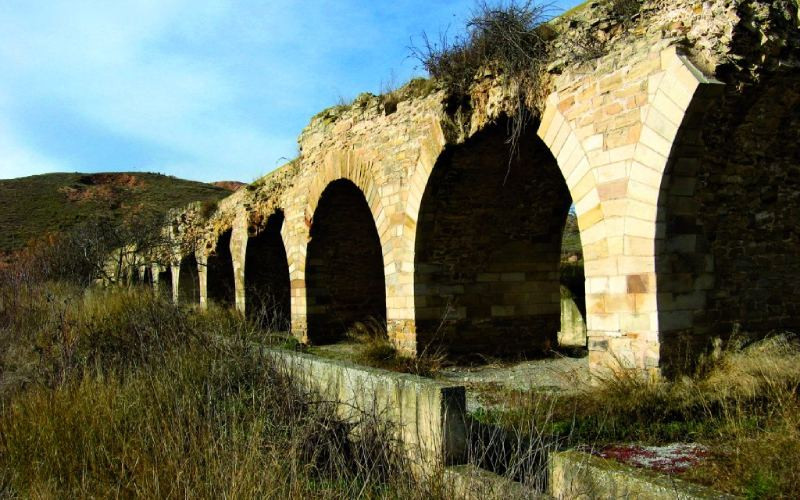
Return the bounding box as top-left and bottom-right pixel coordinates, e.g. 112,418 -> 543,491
0,172 -> 231,255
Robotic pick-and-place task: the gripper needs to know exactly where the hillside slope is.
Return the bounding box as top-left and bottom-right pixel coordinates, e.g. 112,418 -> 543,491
0,172 -> 231,254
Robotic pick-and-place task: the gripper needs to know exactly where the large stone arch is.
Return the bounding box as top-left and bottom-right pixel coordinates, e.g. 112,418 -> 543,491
656,56 -> 800,375
244,211 -> 291,330
304,178 -> 387,343
411,116 -> 575,358
154,263 -> 172,299
286,151 -> 396,343
177,253 -> 200,304
536,47 -> 722,374
206,229 -> 236,308
304,151 -> 389,238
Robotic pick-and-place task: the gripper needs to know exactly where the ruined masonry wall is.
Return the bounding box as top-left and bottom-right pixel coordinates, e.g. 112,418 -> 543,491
160,0 -> 799,376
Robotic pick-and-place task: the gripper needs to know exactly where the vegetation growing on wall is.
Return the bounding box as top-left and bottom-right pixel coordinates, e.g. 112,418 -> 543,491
411,0 -> 554,152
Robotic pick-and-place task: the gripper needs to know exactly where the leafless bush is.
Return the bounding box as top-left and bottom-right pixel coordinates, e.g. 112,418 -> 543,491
411,1 -> 555,162
6,211 -> 173,288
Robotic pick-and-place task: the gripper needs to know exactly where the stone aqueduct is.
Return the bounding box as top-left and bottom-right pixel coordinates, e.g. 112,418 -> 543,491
136,0 -> 800,376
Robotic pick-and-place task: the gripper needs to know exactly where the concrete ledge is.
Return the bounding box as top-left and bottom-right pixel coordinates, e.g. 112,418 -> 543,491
549,450 -> 738,499
264,347 -> 467,468
444,465 -> 540,499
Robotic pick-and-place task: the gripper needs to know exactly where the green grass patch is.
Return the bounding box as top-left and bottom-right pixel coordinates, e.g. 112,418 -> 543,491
0,172 -> 229,255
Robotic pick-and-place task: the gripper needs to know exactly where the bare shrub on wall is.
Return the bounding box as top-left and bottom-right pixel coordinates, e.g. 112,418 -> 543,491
411,1 -> 555,160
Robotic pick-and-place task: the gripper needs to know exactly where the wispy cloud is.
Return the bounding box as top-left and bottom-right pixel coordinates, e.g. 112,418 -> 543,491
0,0 -> 579,182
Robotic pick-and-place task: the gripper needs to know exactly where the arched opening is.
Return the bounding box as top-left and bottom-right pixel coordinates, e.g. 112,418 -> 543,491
127,265 -> 140,286
142,266 -> 153,286
178,254 -> 199,304
156,267 -> 172,298
207,230 -> 235,307
656,74 -> 800,375
306,179 -> 387,344
414,117 -> 577,358
245,212 -> 290,331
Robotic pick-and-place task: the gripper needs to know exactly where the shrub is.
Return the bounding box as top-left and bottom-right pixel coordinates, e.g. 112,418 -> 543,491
411,1 -> 558,160
0,283 -> 446,498
475,333 -> 800,497
611,0 -> 643,19
412,1 -> 551,96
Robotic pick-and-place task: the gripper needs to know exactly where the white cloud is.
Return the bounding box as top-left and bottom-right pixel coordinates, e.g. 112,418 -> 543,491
0,0 -> 579,182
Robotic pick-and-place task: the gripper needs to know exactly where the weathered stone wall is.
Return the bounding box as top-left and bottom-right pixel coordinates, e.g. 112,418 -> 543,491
156,0 -> 800,377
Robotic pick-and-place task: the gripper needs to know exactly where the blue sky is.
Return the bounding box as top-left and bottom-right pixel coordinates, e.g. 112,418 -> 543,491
0,0 -> 581,183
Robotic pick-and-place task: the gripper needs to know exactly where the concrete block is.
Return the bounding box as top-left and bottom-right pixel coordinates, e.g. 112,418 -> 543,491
444,465 -> 535,499
549,450 -> 734,499
265,348 -> 467,469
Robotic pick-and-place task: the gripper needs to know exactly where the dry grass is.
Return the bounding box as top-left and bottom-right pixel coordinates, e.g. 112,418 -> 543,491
472,333 -> 800,497
4,259 -> 797,497
345,319 -> 447,377
0,283 -> 455,498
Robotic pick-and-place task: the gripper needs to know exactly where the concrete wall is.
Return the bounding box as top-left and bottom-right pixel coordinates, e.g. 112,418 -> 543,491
549,450 -> 736,499
264,347 -> 467,469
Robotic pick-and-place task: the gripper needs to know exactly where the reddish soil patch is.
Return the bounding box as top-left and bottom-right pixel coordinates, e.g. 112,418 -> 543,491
212,181 -> 246,191
584,443 -> 709,474
60,173 -> 146,203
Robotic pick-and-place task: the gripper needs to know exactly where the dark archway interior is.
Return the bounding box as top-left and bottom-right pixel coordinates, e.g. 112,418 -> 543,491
306,179 -> 387,344
178,254 -> 199,304
208,230 -> 235,307
245,212 -> 290,330
142,266 -> 153,286
656,72 -> 800,375
157,268 -> 172,298
128,266 -> 140,285
414,117 -> 573,358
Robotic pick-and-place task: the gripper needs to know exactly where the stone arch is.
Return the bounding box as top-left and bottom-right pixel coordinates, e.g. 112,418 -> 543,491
412,115 -> 576,357
156,265 -> 172,298
304,151 -> 390,244
245,211 -> 291,330
178,253 -> 200,304
141,266 -> 153,286
305,178 -> 387,343
207,229 -> 235,307
656,61 -> 800,374
533,47 -> 724,373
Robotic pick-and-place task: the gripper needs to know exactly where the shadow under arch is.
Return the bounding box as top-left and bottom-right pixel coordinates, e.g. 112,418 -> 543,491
414,116 -> 576,359
157,266 -> 172,297
656,71 -> 800,375
208,229 -> 235,307
245,211 -> 291,331
178,254 -> 199,304
306,179 -> 387,344
142,266 -> 153,286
